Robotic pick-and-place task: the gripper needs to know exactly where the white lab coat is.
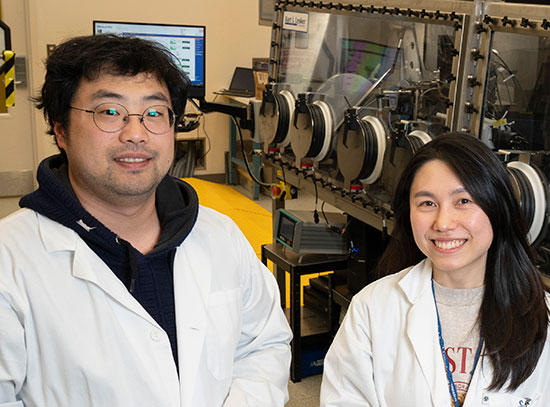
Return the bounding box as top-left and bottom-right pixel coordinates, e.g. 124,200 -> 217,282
0,206 -> 292,407
321,259 -> 550,407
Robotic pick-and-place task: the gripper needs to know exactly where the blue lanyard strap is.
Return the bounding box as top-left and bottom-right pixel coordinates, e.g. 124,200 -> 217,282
431,278 -> 483,407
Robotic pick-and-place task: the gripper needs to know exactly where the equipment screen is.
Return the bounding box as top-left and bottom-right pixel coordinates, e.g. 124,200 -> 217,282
277,213 -> 296,246
341,38 -> 396,81
93,21 -> 206,98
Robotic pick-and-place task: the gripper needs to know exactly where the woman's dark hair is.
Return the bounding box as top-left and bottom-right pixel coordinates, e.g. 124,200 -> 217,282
33,34 -> 190,147
377,132 -> 549,390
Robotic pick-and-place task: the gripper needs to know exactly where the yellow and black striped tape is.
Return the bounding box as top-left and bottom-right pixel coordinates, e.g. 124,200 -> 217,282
3,50 -> 15,107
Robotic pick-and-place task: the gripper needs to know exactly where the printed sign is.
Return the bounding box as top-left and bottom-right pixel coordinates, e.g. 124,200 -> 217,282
282,11 -> 309,33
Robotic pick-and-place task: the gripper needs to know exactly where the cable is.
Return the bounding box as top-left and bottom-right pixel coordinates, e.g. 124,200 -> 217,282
321,201 -> 352,235
357,35 -> 405,109
321,201 -> 330,227
197,113 -> 211,161
279,153 -> 288,201
491,50 -> 529,108
181,99 -> 210,167
387,111 -> 396,132
231,115 -> 275,188
187,100 -> 210,158
280,156 -> 287,185
360,189 -> 378,208
311,168 -> 319,223
170,142 -> 196,178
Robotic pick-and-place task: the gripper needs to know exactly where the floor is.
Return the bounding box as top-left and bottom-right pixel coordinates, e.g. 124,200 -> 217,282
287,373 -> 322,407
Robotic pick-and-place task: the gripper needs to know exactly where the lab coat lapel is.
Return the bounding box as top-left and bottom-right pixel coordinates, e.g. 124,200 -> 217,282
173,235 -> 211,405
73,239 -> 162,325
462,353 -> 488,407
39,214 -> 160,327
402,260 -> 452,406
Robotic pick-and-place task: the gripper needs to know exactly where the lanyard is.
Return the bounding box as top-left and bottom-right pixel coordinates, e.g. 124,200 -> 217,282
431,278 -> 483,407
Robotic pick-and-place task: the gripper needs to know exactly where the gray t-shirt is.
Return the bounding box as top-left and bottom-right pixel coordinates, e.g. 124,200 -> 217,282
434,281 -> 484,404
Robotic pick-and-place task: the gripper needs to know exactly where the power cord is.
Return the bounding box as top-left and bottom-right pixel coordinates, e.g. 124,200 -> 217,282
197,113 -> 211,161
311,168 -> 320,223
279,153 -> 288,201
321,201 -> 351,235
231,115 -> 275,188
180,99 -> 212,164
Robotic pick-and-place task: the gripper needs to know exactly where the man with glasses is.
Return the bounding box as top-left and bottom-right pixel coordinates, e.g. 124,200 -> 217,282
0,34 -> 291,407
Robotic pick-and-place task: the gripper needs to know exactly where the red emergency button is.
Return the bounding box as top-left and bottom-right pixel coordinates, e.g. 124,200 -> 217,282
272,186 -> 282,197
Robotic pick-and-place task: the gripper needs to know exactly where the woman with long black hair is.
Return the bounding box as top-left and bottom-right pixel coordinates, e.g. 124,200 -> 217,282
321,133 -> 550,406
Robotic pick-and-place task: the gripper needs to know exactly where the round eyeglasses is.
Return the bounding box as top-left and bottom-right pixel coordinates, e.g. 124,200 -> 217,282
70,102 -> 176,134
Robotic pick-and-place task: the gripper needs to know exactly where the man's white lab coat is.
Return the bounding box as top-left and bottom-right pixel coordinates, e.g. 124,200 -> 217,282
0,206 -> 292,407
321,259 -> 550,407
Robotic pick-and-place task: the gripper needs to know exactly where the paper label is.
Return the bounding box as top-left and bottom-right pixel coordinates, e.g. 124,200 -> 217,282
282,11 -> 309,33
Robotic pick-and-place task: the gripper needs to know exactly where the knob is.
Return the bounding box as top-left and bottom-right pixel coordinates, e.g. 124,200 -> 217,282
471,48 -> 484,61
475,23 -> 488,34
465,102 -> 478,114
520,18 -> 535,28
467,75 -> 481,87
483,15 -> 496,25
420,9 -> 434,18
501,16 -> 516,27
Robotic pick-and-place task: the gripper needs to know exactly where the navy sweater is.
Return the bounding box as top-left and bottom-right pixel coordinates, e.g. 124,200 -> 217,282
20,155 -> 199,370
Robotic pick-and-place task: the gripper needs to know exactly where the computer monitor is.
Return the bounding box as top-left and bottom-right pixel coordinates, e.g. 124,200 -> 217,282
341,38 -> 396,81
93,20 -> 206,99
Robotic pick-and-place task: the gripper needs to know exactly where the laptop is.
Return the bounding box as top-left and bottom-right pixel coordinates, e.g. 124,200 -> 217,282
214,67 -> 256,98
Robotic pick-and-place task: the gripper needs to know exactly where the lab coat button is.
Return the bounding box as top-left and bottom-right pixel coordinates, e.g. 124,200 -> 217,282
150,329 -> 163,341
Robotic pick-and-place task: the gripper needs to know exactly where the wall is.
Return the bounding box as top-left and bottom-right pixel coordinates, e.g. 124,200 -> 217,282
25,0 -> 272,175
0,0 -> 37,217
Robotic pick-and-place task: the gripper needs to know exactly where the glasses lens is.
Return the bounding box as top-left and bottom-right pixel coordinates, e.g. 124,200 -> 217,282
93,103 -> 128,132
142,105 -> 175,134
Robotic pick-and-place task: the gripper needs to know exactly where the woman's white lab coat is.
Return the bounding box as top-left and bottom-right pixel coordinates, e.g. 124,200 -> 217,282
321,259 -> 550,407
0,206 -> 292,407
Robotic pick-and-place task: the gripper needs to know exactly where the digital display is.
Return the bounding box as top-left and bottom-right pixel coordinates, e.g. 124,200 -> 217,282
93,21 -> 205,98
341,38 -> 396,81
278,214 -> 296,246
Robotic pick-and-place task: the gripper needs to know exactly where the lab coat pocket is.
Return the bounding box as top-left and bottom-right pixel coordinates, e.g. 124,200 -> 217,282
482,392 -> 540,406
205,288 -> 242,380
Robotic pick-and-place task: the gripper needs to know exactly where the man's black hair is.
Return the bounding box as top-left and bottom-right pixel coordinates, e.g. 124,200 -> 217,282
34,34 -> 190,143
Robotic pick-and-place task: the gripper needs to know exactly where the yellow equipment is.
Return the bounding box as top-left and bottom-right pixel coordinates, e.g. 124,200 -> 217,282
0,19 -> 15,107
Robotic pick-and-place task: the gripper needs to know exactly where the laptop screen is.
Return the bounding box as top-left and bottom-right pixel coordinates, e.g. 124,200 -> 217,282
229,67 -> 255,92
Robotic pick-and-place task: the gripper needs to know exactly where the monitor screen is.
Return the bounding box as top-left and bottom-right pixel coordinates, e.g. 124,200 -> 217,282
277,213 -> 296,246
341,38 -> 397,81
93,20 -> 205,99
